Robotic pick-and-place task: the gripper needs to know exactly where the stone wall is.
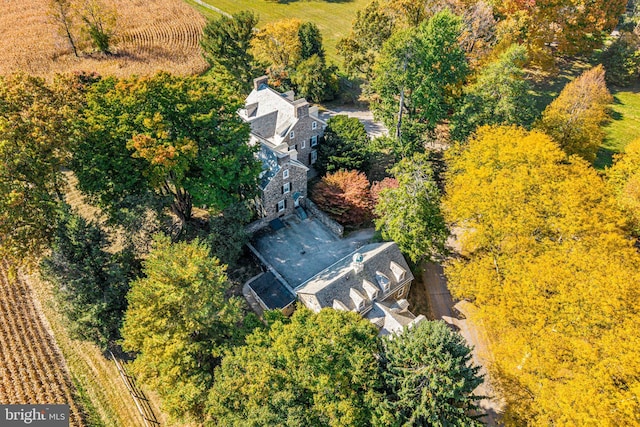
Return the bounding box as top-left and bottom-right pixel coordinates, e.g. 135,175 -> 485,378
306,199 -> 344,237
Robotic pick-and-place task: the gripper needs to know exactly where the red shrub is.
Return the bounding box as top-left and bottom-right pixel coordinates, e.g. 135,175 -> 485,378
311,170 -> 372,226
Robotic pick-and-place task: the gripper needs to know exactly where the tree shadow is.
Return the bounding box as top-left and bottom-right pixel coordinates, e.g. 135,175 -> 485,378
594,146 -> 615,170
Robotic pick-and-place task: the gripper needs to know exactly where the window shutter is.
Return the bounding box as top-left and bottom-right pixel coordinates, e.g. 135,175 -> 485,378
284,199 -> 287,208
281,185 -> 284,194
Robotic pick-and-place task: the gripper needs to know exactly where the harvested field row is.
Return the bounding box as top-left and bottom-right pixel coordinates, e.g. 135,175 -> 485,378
0,261 -> 85,427
0,0 -> 208,78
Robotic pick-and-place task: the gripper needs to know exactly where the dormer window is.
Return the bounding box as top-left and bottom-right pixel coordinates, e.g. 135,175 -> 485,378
390,261 -> 406,282
362,280 -> 379,301
290,130 -> 295,139
375,271 -> 391,292
350,288 -> 366,312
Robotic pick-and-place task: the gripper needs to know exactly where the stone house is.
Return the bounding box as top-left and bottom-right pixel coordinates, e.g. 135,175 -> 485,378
296,242 -> 425,335
239,76 -> 326,169
254,142 -> 308,219
239,76 -> 326,221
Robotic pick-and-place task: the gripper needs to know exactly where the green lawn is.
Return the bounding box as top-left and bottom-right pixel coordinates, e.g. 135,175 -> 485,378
596,85 -> 640,169
187,0 -> 370,65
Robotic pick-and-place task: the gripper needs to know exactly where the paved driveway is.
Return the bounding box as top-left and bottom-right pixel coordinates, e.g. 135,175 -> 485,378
422,262 -> 505,426
252,216 -> 374,288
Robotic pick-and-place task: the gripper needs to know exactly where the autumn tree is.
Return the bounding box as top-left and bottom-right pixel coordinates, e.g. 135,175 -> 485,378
121,235 -> 244,420
451,44 -> 535,141
608,138 -> 640,236
207,308 -> 384,427
311,170 -> 373,226
0,74 -> 82,263
251,19 -> 303,70
40,207 -> 137,347
200,11 -> 259,92
493,0 -> 626,64
71,72 -> 260,223
372,10 -> 468,151
370,177 -> 399,205
535,66 -> 612,163
443,125 -> 640,424
375,152 -> 447,262
379,320 -> 484,426
316,115 -> 371,176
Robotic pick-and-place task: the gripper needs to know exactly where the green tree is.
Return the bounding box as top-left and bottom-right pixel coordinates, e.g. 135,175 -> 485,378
79,0 -> 116,54
338,0 -> 396,79
121,235 -> 244,420
451,44 -> 535,141
206,202 -> 251,267
602,32 -> 640,87
207,308 -> 384,427
200,11 -> 260,92
535,65 -> 612,162
316,115 -> 371,175
72,72 -> 260,223
298,21 -> 325,61
0,73 -> 80,262
379,320 -> 484,426
375,152 -> 447,263
291,54 -> 338,102
372,10 -> 468,152
40,207 -> 137,347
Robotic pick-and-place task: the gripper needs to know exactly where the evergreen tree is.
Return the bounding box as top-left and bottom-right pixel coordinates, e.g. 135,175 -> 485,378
40,207 -> 137,347
379,320 -> 484,426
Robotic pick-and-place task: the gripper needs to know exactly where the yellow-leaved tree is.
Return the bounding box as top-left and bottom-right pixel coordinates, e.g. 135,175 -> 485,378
535,65 -> 612,163
251,19 -> 302,70
608,138 -> 640,236
443,126 -> 640,425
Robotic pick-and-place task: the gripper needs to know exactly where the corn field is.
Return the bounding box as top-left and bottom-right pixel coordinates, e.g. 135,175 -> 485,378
0,261 -> 85,427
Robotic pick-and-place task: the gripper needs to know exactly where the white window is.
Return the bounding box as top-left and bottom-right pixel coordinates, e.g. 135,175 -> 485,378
310,135 -> 318,147
396,286 -> 406,298
310,150 -> 317,164
289,144 -> 297,152
301,139 -> 306,149
283,169 -> 289,179
290,130 -> 295,139
277,200 -> 285,212
312,121 -> 317,130
282,182 -> 291,194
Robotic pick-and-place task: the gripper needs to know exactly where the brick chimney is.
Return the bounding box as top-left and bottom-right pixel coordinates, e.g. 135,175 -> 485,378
253,75 -> 269,91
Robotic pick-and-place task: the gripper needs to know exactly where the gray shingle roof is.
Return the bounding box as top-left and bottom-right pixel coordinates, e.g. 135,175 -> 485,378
296,242 -> 414,311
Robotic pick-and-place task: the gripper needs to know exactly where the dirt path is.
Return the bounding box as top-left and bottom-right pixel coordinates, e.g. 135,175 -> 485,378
421,262 -> 505,426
